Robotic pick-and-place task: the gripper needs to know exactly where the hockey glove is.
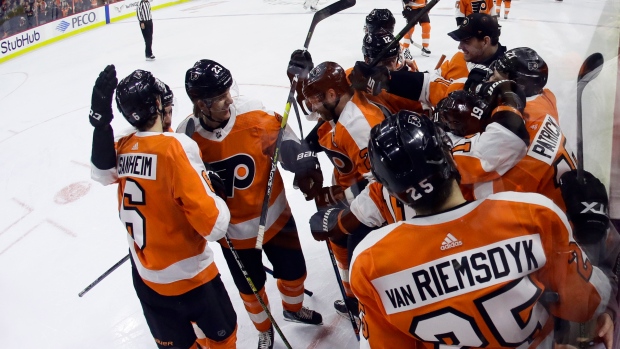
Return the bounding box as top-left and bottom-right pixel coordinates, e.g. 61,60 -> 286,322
89,65 -> 118,128
314,185 -> 348,209
287,49 -> 314,115
559,170 -> 609,244
204,163 -> 227,201
349,61 -> 390,96
292,150 -> 323,200
309,207 -> 348,241
464,64 -> 493,92
474,79 -> 526,117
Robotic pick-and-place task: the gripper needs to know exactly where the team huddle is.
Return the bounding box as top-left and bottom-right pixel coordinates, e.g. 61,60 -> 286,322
89,2 -> 617,349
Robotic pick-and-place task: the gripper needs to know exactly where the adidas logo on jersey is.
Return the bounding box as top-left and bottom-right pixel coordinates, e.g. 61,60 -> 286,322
131,143 -> 138,150
440,233 -> 462,250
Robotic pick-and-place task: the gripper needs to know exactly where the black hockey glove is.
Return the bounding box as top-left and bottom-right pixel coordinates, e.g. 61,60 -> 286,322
559,170 -> 609,244
349,61 -> 390,96
474,79 -> 526,116
287,49 -> 314,115
464,64 -> 494,92
314,185 -> 348,209
309,207 -> 347,241
89,65 -> 117,128
203,162 -> 227,201
292,150 -> 323,200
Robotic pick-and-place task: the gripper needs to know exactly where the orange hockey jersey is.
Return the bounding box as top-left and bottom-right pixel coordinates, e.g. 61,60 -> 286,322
345,66 -> 425,118
455,0 -> 495,18
350,181 -> 416,227
91,131 -> 230,296
466,89 -> 577,210
420,46 -> 507,108
317,91 -> 385,188
176,97 -> 296,249
350,192 -> 611,349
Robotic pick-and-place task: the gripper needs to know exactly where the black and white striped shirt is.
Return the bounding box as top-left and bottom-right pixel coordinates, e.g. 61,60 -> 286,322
137,0 -> 152,21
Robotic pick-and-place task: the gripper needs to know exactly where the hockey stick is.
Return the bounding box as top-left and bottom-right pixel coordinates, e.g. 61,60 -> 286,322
78,254 -> 130,297
326,240 -> 360,341
576,52 -> 604,184
369,0 -> 439,68
255,0 -> 357,249
434,54 -> 446,70
263,266 -> 314,296
224,235 -> 293,349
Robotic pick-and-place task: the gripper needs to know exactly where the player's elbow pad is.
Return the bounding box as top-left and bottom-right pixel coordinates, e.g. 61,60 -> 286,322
490,111 -> 530,147
91,126 -> 116,170
387,70 -> 426,101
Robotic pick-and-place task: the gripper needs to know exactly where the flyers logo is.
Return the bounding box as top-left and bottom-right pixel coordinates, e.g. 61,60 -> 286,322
324,148 -> 354,175
210,154 -> 255,198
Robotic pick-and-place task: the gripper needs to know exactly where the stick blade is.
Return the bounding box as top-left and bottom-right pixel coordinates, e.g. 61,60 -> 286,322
578,52 -> 604,84
304,0 -> 356,48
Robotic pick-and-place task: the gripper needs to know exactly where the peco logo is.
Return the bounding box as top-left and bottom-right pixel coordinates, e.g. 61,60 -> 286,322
72,11 -> 96,27
1,30 -> 41,54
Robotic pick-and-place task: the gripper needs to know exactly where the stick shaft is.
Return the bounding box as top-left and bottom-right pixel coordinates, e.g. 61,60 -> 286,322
78,254 -> 130,297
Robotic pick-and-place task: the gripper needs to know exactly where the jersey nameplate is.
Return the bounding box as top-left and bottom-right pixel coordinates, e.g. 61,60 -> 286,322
527,114 -> 562,165
371,235 -> 546,314
118,153 -> 157,180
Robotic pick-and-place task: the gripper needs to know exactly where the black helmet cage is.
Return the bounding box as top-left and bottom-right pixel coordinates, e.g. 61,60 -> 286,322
369,110 -> 459,209
115,70 -> 166,128
185,59 -> 235,103
490,47 -> 548,97
365,8 -> 396,34
362,31 -> 399,62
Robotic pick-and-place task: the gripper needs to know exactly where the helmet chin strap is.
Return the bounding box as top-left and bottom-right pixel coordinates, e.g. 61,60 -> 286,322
199,106 -> 229,131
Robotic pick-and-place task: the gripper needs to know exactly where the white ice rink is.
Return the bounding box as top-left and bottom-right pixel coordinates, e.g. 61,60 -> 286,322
0,0 -> 618,348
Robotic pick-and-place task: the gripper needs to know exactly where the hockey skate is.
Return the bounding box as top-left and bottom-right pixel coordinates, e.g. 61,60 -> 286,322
146,55 -> 155,61
257,326 -> 274,349
403,48 -> 413,60
334,298 -> 359,319
283,306 -> 323,325
504,14 -> 508,19
421,47 -> 431,57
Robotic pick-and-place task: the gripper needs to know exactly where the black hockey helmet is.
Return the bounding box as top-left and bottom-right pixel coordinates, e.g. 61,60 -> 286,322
369,110 -> 459,210
185,59 -> 233,102
435,90 -> 490,137
362,31 -> 399,62
491,47 -> 548,97
115,69 -> 166,128
365,9 -> 395,34
302,61 -> 351,99
162,83 -> 174,107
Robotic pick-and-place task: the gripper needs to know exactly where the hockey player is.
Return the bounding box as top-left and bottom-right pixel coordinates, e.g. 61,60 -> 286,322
350,13 -> 506,109
455,0 -> 496,25
495,0 -> 511,19
161,83 -> 174,131
179,59 -> 323,349
89,66 -> 238,349
301,61 -> 385,318
401,0 -> 432,57
309,75 -> 530,247
350,110 -> 613,348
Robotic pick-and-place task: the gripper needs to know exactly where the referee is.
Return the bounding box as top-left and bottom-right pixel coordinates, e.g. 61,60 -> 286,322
137,0 -> 155,60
